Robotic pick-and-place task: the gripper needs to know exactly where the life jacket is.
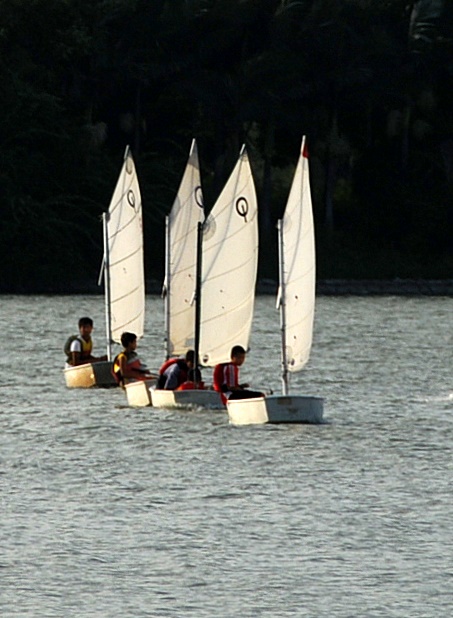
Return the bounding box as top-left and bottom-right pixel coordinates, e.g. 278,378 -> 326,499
213,362 -> 238,404
157,358 -> 188,389
112,352 -> 125,385
176,381 -> 205,391
64,335 -> 92,363
112,351 -> 145,385
159,358 -> 181,375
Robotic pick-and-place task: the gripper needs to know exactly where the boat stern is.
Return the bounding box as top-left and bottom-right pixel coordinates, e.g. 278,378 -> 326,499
64,361 -> 116,388
124,379 -> 155,407
227,394 -> 324,425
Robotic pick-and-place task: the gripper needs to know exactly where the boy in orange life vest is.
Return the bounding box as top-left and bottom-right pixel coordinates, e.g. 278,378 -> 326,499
157,349 -> 201,390
112,332 -> 157,386
66,317 -> 108,366
213,345 -> 264,405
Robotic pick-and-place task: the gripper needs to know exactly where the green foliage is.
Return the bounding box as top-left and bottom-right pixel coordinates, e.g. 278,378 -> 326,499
0,0 -> 452,291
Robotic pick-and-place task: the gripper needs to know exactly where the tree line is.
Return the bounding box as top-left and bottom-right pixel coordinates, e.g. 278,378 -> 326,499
0,0 -> 452,292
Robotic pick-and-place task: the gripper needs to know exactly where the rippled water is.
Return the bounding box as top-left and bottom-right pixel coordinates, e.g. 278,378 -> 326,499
1,295 -> 452,617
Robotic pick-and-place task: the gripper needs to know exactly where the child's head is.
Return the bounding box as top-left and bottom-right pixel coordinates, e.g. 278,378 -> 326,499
230,345 -> 246,366
78,317 -> 93,338
121,332 -> 137,349
185,349 -> 196,368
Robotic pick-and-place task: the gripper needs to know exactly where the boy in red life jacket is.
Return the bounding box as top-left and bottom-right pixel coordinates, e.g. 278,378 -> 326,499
157,349 -> 202,390
213,345 -> 264,405
112,332 -> 157,386
65,317 -> 108,367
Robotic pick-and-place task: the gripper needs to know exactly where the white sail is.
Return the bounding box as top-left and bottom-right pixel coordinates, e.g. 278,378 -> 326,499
199,146 -> 258,366
280,136 -> 315,373
165,139 -> 204,356
106,147 -> 145,344
225,138 -> 324,425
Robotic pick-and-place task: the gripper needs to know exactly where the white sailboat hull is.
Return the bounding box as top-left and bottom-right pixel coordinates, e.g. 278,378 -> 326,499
151,389 -> 224,410
124,379 -> 156,407
64,361 -> 116,389
227,394 -> 324,425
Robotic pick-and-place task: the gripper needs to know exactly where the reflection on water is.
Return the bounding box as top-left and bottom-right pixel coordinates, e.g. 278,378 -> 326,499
1,295 -> 452,617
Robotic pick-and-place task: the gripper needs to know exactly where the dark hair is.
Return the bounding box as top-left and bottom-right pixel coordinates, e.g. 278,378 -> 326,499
121,332 -> 137,347
78,317 -> 93,327
185,349 -> 196,364
231,345 -> 246,358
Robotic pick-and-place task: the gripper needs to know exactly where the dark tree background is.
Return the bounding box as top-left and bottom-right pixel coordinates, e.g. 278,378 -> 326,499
0,0 -> 452,292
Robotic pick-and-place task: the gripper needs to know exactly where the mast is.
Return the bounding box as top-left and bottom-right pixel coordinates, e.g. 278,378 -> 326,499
277,218 -> 289,395
193,221 -> 203,385
102,212 -> 113,361
163,215 -> 171,359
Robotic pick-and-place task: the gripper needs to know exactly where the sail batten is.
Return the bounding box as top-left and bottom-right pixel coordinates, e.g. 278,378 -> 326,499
111,285 -> 143,305
109,245 -> 143,269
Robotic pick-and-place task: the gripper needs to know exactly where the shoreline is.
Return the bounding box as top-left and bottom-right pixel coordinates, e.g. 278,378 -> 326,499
256,278 -> 453,296
315,279 -> 453,296
2,278 -> 453,296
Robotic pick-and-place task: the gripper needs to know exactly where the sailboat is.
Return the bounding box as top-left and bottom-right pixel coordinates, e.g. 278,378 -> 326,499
125,139 -> 207,407
227,137 -> 324,424
148,143 -> 259,409
64,146 -> 146,388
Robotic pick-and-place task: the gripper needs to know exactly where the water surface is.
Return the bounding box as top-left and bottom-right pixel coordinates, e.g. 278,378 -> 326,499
1,295 -> 452,617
